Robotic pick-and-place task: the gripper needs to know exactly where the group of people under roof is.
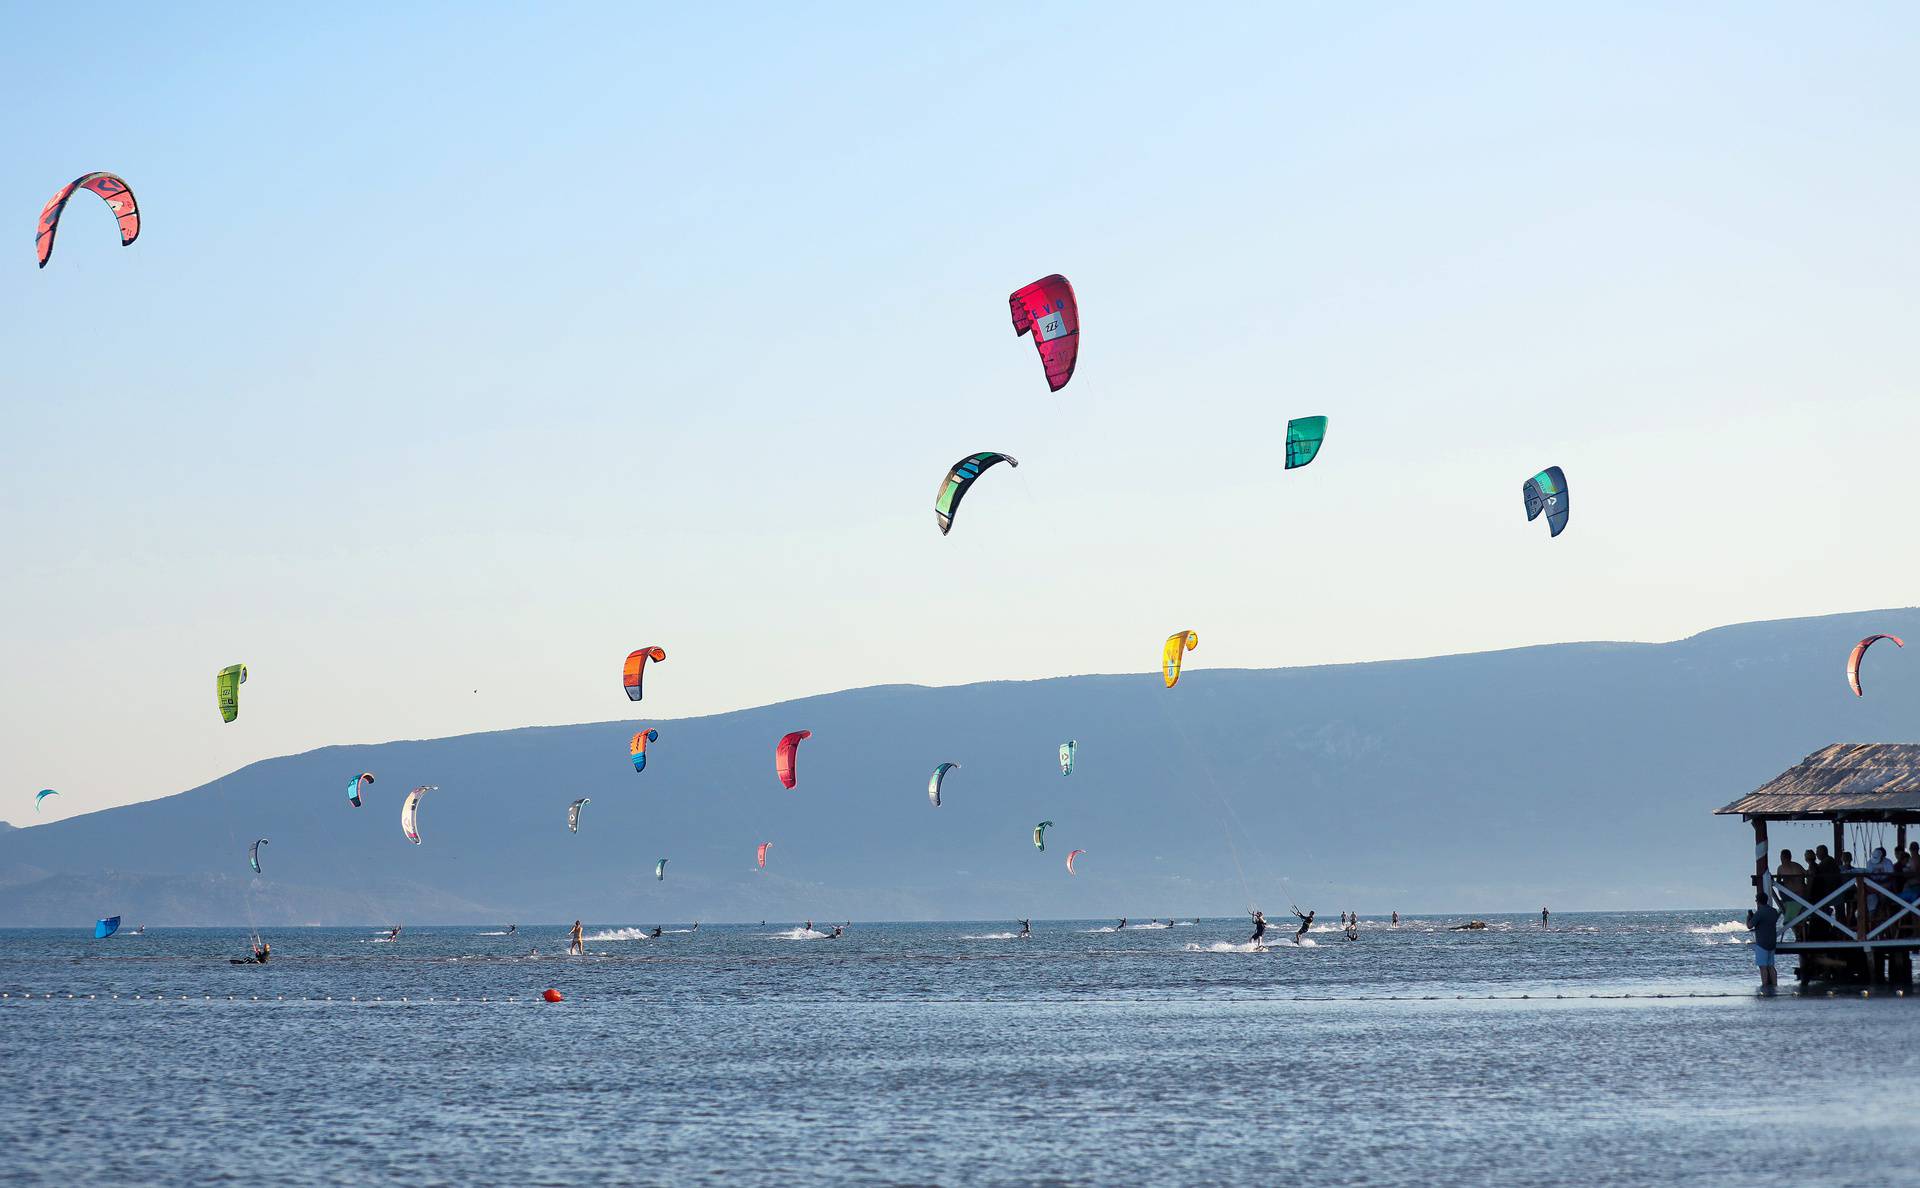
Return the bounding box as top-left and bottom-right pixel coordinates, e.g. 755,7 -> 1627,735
1772,843 -> 1920,941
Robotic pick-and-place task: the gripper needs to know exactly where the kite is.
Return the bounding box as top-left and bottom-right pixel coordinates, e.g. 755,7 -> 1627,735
1034,821 -> 1053,851
94,916 -> 120,939
929,762 -> 958,807
37,172 -> 140,268
216,664 -> 247,723
1849,635 -> 1905,697
249,838 -> 269,875
1009,274 -> 1079,391
1522,467 -> 1569,537
34,789 -> 58,811
347,772 -> 374,808
1067,849 -> 1086,875
776,730 -> 812,789
757,842 -> 772,869
1163,631 -> 1198,688
623,647 -> 666,701
1059,741 -> 1076,776
631,728 -> 659,773
934,452 -> 1019,536
568,798 -> 590,833
655,858 -> 668,881
1285,416 -> 1328,469
401,785 -> 435,845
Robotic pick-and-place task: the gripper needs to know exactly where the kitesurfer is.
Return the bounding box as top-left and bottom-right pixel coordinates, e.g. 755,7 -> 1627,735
829,926 -> 844,939
805,920 -> 814,934
388,925 -> 401,941
649,926 -> 663,939
569,920 -> 584,955
1391,911 -> 1399,925
1292,907 -> 1315,942
691,922 -> 699,931
1115,918 -> 1127,932
1249,910 -> 1268,945
1541,907 -> 1550,926
1344,921 -> 1359,942
1018,919 -> 1031,939
506,925 -> 517,936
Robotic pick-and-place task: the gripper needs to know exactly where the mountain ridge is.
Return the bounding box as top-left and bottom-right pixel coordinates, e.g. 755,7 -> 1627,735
5,607 -> 1915,926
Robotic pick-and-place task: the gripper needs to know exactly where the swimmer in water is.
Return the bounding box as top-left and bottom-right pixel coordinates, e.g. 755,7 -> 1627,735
1249,910 -> 1268,945
1018,919 -> 1031,939
1292,907 -> 1315,942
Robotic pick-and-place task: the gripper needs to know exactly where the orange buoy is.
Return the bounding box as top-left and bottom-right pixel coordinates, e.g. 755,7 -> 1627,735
542,988 -> 564,1003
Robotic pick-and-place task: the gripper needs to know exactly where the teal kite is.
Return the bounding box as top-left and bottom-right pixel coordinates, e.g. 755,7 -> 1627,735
1285,416 -> 1328,469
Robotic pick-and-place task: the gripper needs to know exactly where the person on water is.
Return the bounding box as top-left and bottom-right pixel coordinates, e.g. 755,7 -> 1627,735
1292,907 -> 1315,942
1249,910 -> 1268,945
1115,918 -> 1127,932
1747,892 -> 1780,993
691,922 -> 699,932
1391,911 -> 1399,925
829,926 -> 844,939
1018,919 -> 1032,939
506,924 -> 517,936
649,926 -> 663,939
248,941 -> 270,963
1344,920 -> 1359,942
1541,907 -> 1550,926
388,925 -> 401,941
805,919 -> 814,934
569,920 -> 584,955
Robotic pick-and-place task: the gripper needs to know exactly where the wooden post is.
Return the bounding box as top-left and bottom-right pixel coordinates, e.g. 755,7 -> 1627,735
1901,823 -> 1909,854
1834,819 -> 1846,862
1753,818 -> 1770,899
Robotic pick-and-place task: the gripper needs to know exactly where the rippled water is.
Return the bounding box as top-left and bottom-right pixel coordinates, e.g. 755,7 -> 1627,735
3,911 -> 1916,1186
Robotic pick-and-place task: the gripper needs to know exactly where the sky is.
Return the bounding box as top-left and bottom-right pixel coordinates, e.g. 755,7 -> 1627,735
6,4 -> 1920,824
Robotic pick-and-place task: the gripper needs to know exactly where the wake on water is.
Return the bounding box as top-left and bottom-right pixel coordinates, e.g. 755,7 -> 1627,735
1185,938 -> 1318,953
962,932 -> 1021,940
1690,920 -> 1749,935
771,928 -> 831,940
586,928 -> 657,942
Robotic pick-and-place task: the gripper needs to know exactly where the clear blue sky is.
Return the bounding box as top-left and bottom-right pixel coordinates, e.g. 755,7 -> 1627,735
7,4 -> 1920,822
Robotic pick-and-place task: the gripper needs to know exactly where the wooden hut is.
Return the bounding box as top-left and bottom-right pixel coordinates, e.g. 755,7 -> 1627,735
1718,743 -> 1920,985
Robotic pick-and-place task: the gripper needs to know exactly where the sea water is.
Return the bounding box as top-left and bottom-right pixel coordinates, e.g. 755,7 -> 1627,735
1,911 -> 1912,1186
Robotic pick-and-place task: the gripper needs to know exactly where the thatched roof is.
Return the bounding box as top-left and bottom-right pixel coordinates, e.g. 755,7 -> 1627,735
1718,744 -> 1920,819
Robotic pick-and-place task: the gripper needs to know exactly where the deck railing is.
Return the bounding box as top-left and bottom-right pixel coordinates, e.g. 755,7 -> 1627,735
1774,875 -> 1920,948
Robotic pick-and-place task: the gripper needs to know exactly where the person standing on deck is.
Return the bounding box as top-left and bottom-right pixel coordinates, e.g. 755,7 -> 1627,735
1747,894 -> 1780,993
1775,850 -> 1809,939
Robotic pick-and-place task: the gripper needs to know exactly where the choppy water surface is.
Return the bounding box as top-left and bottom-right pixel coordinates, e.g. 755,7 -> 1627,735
3,911 -> 1914,1186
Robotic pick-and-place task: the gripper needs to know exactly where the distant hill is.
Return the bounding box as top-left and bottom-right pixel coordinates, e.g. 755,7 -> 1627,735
5,609 -> 1917,926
